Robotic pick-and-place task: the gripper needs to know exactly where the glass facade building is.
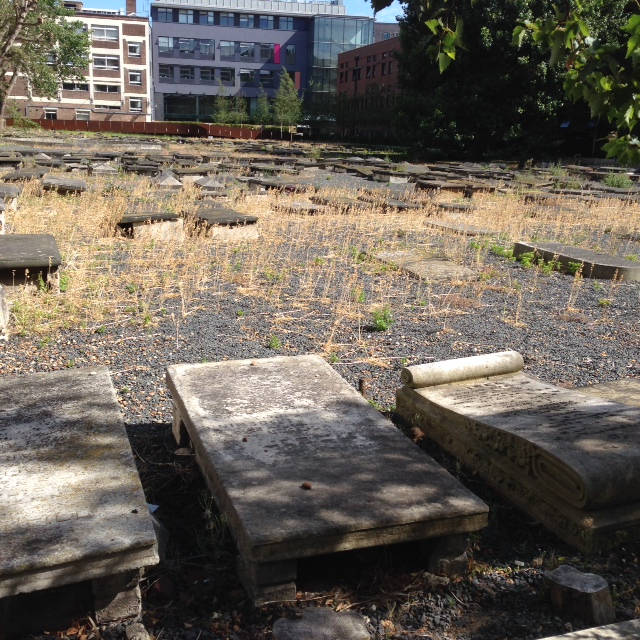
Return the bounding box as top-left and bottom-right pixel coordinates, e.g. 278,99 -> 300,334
309,16 -> 374,100
151,0 -> 373,120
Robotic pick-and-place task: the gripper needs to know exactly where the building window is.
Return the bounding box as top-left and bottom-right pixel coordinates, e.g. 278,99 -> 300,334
383,32 -> 391,39
259,69 -> 275,87
159,64 -> 173,80
157,8 -> 172,22
279,16 -> 293,29
339,71 -> 343,82
95,104 -> 120,110
62,81 -> 89,91
239,42 -> 254,58
381,62 -> 386,75
178,9 -> 193,24
75,109 -> 90,121
178,38 -> 196,54
259,43 -> 274,62
128,71 -> 142,85
93,56 -> 119,70
285,44 -> 296,65
199,39 -> 214,57
220,11 -> 234,26
128,42 -> 141,57
94,84 -> 120,93
200,10 -> 214,24
92,25 -> 118,41
199,67 -> 215,81
239,69 -> 255,85
44,108 -> 57,120
259,15 -> 274,29
239,14 -> 253,28
388,61 -> 393,73
180,66 -> 195,80
130,98 -> 142,112
220,40 -> 235,59
220,67 -> 234,83
158,36 -> 173,54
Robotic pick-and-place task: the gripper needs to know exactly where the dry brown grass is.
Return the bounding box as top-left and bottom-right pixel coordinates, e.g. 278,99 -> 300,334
4,156 -> 640,343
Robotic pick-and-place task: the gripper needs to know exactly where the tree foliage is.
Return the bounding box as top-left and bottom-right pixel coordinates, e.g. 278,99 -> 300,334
273,69 -> 302,126
394,0 -> 578,157
0,0 -> 90,116
374,0 -> 640,162
253,87 -> 272,124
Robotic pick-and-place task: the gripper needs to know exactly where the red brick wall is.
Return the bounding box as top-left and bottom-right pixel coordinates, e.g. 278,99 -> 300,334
337,38 -> 401,98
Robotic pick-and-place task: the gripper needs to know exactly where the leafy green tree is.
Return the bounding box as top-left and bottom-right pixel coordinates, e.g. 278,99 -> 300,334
213,92 -> 230,123
0,0 -> 90,117
274,69 -> 302,126
227,95 -> 248,125
374,0 -> 640,162
253,86 -> 272,124
394,0 -> 576,157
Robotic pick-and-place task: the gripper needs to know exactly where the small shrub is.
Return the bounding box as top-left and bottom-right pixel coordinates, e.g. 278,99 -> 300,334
490,245 -> 515,260
567,261 -> 583,275
236,309 -> 245,318
59,273 -> 70,292
268,335 -> 282,349
517,251 -> 536,268
603,172 -> 633,189
353,287 -> 366,303
372,306 -> 393,331
598,298 -> 612,308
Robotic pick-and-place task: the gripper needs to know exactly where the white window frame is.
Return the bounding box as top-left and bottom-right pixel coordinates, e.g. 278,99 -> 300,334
93,56 -> 120,70
128,71 -> 142,85
94,84 -> 120,93
129,98 -> 142,112
92,25 -> 119,41
128,42 -> 141,57
44,108 -> 58,120
75,109 -> 90,121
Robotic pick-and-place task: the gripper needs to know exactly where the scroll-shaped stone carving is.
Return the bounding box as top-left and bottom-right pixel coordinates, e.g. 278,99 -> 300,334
397,351 -> 640,551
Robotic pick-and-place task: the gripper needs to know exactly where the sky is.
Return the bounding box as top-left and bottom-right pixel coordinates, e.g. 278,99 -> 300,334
82,0 -> 404,22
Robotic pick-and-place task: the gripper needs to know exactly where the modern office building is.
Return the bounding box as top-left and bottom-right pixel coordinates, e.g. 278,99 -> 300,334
8,0 -> 153,122
150,0 -> 375,121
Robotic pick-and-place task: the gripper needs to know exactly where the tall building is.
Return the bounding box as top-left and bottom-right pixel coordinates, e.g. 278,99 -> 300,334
8,0 -> 153,122
150,0 -> 374,121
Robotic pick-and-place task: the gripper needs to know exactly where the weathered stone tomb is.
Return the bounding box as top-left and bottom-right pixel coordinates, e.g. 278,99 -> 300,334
166,355 -> 488,605
396,351 -> 640,551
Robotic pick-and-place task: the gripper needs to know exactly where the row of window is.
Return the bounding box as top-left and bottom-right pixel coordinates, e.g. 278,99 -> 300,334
90,26 -> 143,57
157,38 -> 296,65
158,64 -> 280,87
156,8 -> 294,30
340,50 -> 394,70
339,60 -> 394,83
42,99 -> 144,121
63,74 -> 143,91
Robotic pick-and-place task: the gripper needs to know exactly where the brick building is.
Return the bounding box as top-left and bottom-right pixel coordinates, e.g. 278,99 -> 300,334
8,0 -> 153,122
337,34 -> 400,99
336,31 -> 401,141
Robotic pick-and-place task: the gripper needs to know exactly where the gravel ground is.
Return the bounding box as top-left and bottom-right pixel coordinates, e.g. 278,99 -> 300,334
2,217 -> 640,639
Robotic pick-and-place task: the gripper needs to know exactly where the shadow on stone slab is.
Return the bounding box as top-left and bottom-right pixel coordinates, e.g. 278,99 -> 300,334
272,608 -> 370,640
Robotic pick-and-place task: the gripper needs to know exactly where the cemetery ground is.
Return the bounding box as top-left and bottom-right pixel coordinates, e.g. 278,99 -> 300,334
0,132 -> 639,639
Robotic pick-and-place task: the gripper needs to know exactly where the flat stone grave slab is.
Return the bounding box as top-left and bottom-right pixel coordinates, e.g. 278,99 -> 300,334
437,202 -> 477,213
0,368 -> 158,633
117,212 -> 184,241
578,379 -> 640,407
513,241 -> 640,281
539,619 -> 640,639
310,195 -> 367,211
375,249 -> 475,283
275,201 -> 327,215
195,207 -> 258,227
425,220 -> 498,237
2,167 -> 48,181
396,351 -> 640,552
166,355 -> 488,604
0,233 -> 62,288
42,174 -> 87,195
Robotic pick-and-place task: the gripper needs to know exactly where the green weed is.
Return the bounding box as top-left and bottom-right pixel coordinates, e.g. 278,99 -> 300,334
372,306 -> 394,331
